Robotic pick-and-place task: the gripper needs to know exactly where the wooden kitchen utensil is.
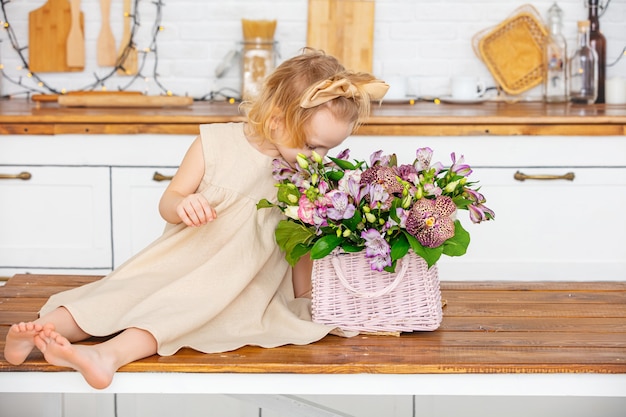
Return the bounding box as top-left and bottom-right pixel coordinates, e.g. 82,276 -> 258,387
97,0 -> 117,66
58,94 -> 193,108
117,0 -> 138,75
28,0 -> 84,72
66,0 -> 85,68
32,90 -> 144,103
307,0 -> 375,73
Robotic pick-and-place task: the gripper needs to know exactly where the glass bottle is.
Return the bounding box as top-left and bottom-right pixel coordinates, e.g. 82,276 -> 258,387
587,0 -> 606,103
569,20 -> 598,104
544,3 -> 568,103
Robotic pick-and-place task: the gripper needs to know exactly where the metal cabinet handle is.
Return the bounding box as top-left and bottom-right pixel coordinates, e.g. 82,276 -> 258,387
0,171 -> 32,180
514,171 -> 575,182
153,171 -> 173,182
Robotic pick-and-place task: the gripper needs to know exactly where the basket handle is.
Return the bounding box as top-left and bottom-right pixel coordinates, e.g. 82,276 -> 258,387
330,256 -> 409,299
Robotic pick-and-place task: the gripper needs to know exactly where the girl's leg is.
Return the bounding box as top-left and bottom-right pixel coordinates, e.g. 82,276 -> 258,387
293,256 -> 313,298
4,306 -> 89,365
35,327 -> 157,390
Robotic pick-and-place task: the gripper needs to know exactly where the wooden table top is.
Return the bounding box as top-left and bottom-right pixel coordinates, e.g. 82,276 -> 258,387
1,274 -> 625,375
1,98 -> 625,136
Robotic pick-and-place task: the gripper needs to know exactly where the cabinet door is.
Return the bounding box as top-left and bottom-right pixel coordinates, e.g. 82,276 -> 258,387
438,167 -> 626,281
111,167 -> 177,268
0,166 -> 111,271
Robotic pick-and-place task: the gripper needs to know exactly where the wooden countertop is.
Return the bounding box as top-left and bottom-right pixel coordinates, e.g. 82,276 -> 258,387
1,274 -> 625,379
1,98 -> 625,136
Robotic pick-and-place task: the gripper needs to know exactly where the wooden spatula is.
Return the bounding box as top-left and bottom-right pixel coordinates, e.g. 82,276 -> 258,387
117,0 -> 138,75
97,0 -> 116,66
66,0 -> 85,68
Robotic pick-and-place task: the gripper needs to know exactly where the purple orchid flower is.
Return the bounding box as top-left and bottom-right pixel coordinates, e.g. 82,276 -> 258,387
405,196 -> 456,248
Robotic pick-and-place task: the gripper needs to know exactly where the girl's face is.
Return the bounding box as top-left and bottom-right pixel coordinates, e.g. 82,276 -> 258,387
275,107 -> 354,166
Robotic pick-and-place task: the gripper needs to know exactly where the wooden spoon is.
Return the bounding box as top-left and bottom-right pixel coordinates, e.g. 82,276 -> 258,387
66,0 -> 85,68
117,0 -> 138,75
97,0 -> 117,66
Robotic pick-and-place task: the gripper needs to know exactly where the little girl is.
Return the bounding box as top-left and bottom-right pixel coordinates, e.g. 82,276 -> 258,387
4,49 -> 388,389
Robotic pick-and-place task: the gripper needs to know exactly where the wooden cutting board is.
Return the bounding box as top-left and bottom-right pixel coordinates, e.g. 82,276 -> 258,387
58,94 -> 194,108
306,0 -> 375,73
29,0 -> 85,72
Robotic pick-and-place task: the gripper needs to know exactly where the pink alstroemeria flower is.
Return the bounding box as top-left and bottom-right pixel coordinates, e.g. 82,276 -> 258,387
361,229 -> 392,271
468,203 -> 495,224
450,153 -> 472,177
405,196 -> 456,248
414,147 -> 433,171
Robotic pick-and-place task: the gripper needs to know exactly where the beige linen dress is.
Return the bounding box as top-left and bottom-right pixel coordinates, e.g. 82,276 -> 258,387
40,122 -> 335,355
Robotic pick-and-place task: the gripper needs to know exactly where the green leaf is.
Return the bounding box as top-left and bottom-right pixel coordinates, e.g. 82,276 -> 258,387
328,156 -> 357,170
384,260 -> 398,273
310,235 -> 343,259
389,198 -> 402,223
288,243 -> 311,265
442,220 -> 470,257
276,183 -> 300,206
327,170 -> 345,182
390,234 -> 409,262
343,210 -> 363,230
403,231 -> 443,268
275,221 -> 316,266
340,244 -> 363,253
256,199 -> 275,210
452,196 -> 472,209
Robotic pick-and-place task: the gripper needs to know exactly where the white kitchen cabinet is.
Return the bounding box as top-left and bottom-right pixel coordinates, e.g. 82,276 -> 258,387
1,133 -> 624,281
0,165 -> 112,276
111,167 -> 177,268
0,134 -> 193,276
439,166 -> 626,280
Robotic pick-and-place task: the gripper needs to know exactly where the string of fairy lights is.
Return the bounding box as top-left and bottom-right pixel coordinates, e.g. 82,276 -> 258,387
0,0 -> 238,101
0,0 -> 624,100
0,0 -> 174,97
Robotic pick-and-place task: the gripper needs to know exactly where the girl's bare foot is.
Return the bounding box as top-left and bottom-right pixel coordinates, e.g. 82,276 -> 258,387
4,322 -> 44,365
35,330 -> 115,389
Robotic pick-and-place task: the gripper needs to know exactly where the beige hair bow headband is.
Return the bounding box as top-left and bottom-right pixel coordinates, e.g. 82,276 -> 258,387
300,78 -> 390,108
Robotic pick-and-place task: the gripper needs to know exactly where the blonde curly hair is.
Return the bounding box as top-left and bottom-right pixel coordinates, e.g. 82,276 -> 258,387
241,48 -> 378,149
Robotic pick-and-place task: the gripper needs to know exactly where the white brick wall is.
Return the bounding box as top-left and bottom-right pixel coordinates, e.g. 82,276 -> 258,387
1,0 -> 624,98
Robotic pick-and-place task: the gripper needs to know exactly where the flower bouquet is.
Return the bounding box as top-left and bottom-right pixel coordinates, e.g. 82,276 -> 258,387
257,147 -> 494,333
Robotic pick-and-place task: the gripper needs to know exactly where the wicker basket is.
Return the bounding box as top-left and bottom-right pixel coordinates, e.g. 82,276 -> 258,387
311,250 -> 442,333
472,5 -> 548,95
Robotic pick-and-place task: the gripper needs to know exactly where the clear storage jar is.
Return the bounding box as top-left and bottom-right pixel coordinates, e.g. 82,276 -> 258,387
240,39 -> 277,101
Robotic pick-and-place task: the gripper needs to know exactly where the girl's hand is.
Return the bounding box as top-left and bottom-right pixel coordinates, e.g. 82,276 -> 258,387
176,193 -> 217,227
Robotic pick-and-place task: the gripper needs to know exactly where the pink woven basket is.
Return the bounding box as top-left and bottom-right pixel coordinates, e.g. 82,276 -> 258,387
311,250 -> 443,333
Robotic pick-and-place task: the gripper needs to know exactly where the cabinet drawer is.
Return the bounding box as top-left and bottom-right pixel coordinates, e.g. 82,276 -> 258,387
111,167 -> 176,267
438,167 -> 626,281
0,166 -> 112,270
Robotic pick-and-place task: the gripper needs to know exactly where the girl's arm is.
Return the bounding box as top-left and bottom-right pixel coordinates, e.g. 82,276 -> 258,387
159,136 -> 217,226
292,256 -> 313,298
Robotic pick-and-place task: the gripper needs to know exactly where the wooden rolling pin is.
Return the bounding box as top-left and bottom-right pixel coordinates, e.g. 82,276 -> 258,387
58,94 -> 194,107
